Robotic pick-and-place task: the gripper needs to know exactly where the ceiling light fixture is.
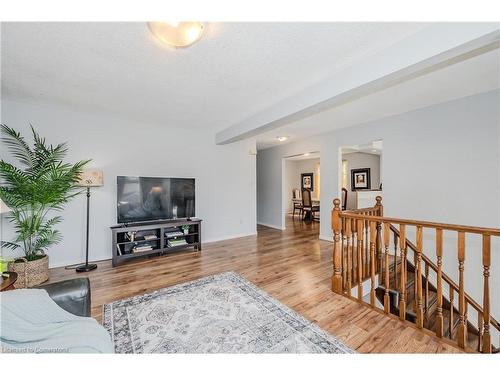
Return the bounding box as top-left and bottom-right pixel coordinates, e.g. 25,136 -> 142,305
303,153 -> 310,157
276,136 -> 289,142
148,22 -> 204,48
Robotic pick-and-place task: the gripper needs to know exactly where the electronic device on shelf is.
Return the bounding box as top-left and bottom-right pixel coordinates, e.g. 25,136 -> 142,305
117,176 -> 195,224
165,231 -> 184,238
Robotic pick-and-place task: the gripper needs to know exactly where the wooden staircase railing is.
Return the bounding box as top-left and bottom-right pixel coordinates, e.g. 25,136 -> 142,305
331,196 -> 499,353
389,224 -> 500,352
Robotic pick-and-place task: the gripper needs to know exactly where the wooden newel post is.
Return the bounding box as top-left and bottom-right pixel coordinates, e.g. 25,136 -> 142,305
332,198 -> 343,293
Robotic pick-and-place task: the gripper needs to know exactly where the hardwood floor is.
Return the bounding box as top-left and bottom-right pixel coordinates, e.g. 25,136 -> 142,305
48,215 -> 465,353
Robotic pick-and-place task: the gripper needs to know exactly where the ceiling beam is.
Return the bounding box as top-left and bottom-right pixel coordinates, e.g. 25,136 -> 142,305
215,23 -> 500,145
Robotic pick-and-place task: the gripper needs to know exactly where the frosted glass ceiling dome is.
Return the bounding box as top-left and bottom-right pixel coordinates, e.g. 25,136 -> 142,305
148,22 -> 204,48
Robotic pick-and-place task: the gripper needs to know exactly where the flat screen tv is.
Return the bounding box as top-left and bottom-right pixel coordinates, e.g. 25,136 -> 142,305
117,176 -> 195,223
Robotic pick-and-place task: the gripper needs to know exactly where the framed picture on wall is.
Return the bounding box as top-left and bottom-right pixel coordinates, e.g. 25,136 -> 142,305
351,168 -> 371,191
301,173 -> 314,191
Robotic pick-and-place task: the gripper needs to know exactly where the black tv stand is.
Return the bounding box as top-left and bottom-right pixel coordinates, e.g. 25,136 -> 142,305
110,218 -> 202,267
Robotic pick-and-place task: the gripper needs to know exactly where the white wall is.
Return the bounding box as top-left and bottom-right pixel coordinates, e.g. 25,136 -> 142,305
342,152 -> 381,209
284,158 -> 320,213
320,90 -> 500,236
257,90 -> 500,320
284,160 -> 299,214
0,98 -> 257,268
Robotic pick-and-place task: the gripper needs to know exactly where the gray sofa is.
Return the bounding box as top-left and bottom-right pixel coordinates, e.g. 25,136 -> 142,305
34,278 -> 92,317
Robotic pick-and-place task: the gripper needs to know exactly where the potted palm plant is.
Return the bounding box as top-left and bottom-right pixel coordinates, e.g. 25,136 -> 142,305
0,124 -> 89,287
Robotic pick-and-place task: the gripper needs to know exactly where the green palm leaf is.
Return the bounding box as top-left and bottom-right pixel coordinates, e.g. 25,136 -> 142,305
0,124 -> 91,259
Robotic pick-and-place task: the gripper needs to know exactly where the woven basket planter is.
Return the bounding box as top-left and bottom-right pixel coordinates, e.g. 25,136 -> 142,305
8,255 -> 49,288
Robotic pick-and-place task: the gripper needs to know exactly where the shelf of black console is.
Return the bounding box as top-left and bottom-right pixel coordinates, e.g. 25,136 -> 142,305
110,219 -> 202,267
116,247 -> 164,260
165,232 -> 198,239
165,243 -> 199,252
117,238 -> 161,245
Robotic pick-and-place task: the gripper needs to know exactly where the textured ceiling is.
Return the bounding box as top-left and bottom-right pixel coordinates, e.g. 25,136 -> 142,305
256,46 -> 500,149
1,22 -> 428,131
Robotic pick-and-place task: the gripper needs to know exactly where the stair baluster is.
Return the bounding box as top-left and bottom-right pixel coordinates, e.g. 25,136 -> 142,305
416,226 -> 424,328
478,312 -> 483,352
341,217 -> 346,292
357,219 -> 363,302
370,221 -> 376,307
425,262 -> 430,324
376,197 -> 383,285
413,251 -> 418,312
365,218 -> 369,278
457,232 -> 467,348
353,220 -> 357,285
399,224 -> 407,321
346,218 -> 352,297
383,222 -> 390,314
436,228 -> 444,338
393,235 -> 398,291
482,234 -> 492,353
449,285 -> 455,340
376,222 -> 382,285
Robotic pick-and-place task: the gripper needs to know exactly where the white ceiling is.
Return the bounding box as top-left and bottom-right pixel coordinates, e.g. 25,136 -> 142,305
284,152 -> 320,161
256,45 -> 500,149
1,22 -> 429,131
2,23 -> 498,149
342,140 -> 383,155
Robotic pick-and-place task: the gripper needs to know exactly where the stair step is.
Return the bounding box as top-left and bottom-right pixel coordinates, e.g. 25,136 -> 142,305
349,248 -> 497,352
375,285 -> 484,349
344,245 -> 496,350
425,305 -> 459,337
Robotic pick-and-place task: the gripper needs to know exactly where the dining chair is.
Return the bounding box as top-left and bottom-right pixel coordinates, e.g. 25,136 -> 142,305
342,188 -> 348,211
292,189 -> 303,218
301,188 -> 319,221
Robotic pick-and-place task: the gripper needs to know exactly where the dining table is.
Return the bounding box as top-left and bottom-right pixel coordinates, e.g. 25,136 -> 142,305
292,198 -> 320,205
292,198 -> 320,220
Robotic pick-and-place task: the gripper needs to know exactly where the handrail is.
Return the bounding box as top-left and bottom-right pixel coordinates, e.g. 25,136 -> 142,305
332,196 -> 499,353
389,224 -> 500,333
344,207 -> 380,215
340,212 -> 500,237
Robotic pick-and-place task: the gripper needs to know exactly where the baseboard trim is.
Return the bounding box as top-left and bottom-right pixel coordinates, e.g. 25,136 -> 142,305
49,255 -> 111,269
319,234 -> 333,242
257,222 -> 285,230
205,232 -> 258,243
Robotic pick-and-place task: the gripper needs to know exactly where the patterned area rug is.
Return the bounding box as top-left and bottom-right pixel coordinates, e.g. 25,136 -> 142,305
103,272 -> 354,353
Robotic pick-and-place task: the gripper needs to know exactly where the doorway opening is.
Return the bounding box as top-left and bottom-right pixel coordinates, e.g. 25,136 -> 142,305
282,151 -> 320,230
340,140 -> 383,210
